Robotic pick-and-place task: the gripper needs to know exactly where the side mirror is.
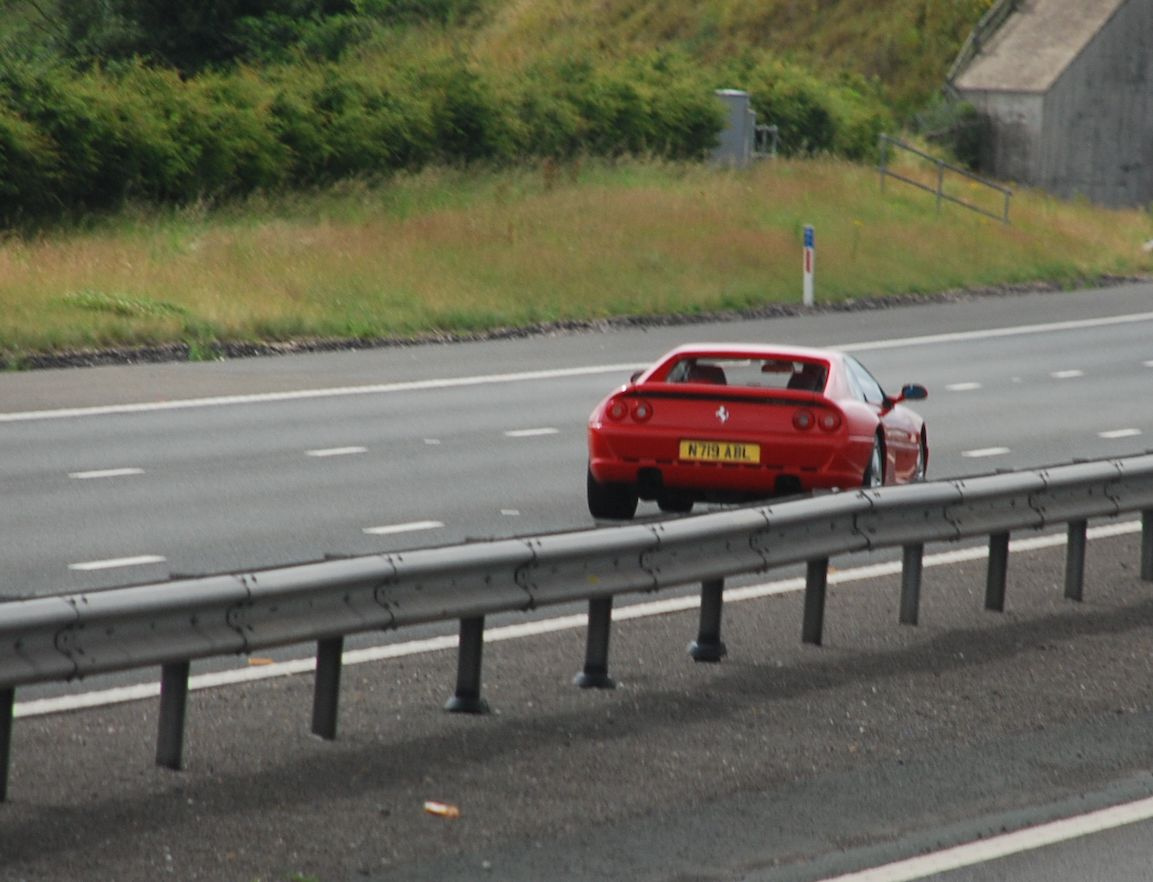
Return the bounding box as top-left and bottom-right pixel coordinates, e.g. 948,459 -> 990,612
900,383 -> 928,401
629,370 -> 643,383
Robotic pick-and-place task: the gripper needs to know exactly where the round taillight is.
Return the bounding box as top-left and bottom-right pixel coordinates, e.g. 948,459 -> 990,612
607,400 -> 628,421
792,409 -> 814,431
632,400 -> 653,422
817,411 -> 842,432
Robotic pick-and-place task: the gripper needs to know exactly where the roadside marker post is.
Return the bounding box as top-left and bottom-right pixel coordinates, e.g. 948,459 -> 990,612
803,224 -> 815,307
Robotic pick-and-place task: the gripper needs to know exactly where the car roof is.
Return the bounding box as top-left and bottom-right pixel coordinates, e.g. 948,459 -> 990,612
658,343 -> 842,362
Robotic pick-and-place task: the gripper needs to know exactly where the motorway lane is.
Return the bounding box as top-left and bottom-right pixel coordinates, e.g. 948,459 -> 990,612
1,283 -> 1153,701
3,284 -> 1153,600
2,282 -> 1153,880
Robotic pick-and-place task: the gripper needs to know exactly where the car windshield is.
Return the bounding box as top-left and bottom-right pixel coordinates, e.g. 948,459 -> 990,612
665,357 -> 828,392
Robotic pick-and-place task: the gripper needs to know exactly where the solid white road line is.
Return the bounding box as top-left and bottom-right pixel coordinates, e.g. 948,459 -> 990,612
840,311 -> 1153,354
814,793 -> 1153,882
306,446 -> 367,457
6,312 -> 1153,424
504,427 -> 559,437
0,364 -> 646,423
68,468 -> 144,479
362,520 -> 445,536
68,555 -> 166,572
22,519 -> 1139,719
962,447 -> 1011,458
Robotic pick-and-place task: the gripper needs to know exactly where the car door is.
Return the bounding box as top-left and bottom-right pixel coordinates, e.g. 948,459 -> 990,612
844,356 -> 919,480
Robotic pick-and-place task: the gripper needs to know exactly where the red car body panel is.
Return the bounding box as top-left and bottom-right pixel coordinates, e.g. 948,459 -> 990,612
587,344 -> 927,510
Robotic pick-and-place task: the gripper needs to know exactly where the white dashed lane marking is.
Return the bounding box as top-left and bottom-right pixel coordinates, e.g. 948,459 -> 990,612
962,447 -> 1011,458
1099,428 -> 1142,440
69,555 -> 166,572
362,520 -> 445,536
68,468 -> 144,479
946,382 -> 982,392
306,446 -> 367,457
1051,369 -> 1084,379
504,428 -> 559,438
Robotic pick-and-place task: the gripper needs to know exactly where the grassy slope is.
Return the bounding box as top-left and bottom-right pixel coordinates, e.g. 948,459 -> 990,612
468,0 -> 995,111
4,157 -> 1150,363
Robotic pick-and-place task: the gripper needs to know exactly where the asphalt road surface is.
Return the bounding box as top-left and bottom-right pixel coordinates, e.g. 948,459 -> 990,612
2,282 -> 1153,880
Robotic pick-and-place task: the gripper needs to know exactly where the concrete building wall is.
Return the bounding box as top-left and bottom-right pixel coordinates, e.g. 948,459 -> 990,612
954,0 -> 1153,208
1040,0 -> 1153,206
965,90 -> 1045,187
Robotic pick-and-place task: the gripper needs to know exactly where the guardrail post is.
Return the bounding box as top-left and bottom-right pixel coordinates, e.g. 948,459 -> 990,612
900,543 -> 924,625
574,597 -> 616,689
985,532 -> 1010,612
311,636 -> 344,740
1142,510 -> 1153,582
156,661 -> 191,770
445,617 -> 489,714
689,579 -> 727,662
0,688 -> 12,802
802,558 -> 829,645
1065,520 -> 1088,602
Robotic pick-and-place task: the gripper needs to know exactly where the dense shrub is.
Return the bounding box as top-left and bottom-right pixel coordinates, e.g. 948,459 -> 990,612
0,41 -> 893,225
0,103 -> 58,219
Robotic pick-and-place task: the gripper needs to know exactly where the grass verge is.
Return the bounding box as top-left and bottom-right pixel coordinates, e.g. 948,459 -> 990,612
1,157 -> 1150,368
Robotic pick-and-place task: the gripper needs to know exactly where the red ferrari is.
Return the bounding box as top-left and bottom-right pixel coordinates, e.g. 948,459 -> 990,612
586,343 -> 928,519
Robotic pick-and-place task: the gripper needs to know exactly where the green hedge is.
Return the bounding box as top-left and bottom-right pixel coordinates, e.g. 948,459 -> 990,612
0,51 -> 891,225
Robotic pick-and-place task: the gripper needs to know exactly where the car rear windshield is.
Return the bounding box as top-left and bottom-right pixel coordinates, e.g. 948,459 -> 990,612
665,357 -> 828,392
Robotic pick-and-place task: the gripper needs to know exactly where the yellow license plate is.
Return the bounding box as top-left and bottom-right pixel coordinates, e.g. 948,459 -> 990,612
679,439 -> 761,464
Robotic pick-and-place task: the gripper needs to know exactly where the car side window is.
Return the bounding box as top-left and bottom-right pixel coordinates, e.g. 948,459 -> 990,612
845,357 -> 885,405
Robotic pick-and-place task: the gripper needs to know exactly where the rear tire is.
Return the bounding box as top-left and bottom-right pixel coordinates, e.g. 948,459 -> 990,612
587,466 -> 639,520
862,435 -> 885,488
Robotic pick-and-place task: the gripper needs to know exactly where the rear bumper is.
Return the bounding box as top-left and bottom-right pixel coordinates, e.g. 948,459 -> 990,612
588,425 -> 869,497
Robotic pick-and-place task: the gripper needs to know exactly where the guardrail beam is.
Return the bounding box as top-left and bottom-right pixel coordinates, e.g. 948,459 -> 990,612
445,617 -> 489,714
574,598 -> 616,689
689,579 -> 727,662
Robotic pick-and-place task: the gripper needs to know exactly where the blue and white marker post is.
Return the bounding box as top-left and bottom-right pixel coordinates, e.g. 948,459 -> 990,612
802,224 -> 815,307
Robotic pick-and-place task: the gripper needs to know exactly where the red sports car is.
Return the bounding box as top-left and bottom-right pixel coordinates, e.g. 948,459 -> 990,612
586,343 -> 928,519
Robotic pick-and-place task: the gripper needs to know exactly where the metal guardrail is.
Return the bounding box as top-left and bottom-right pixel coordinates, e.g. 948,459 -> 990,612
3,452 -> 1153,800
878,134 -> 1013,223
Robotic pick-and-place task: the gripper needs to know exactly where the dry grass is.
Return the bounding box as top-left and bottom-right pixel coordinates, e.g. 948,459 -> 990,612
1,157 -> 1150,363
472,0 -> 996,109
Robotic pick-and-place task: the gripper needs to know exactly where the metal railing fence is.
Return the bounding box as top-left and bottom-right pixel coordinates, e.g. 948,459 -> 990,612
879,134 -> 1013,223
2,452 -> 1153,800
